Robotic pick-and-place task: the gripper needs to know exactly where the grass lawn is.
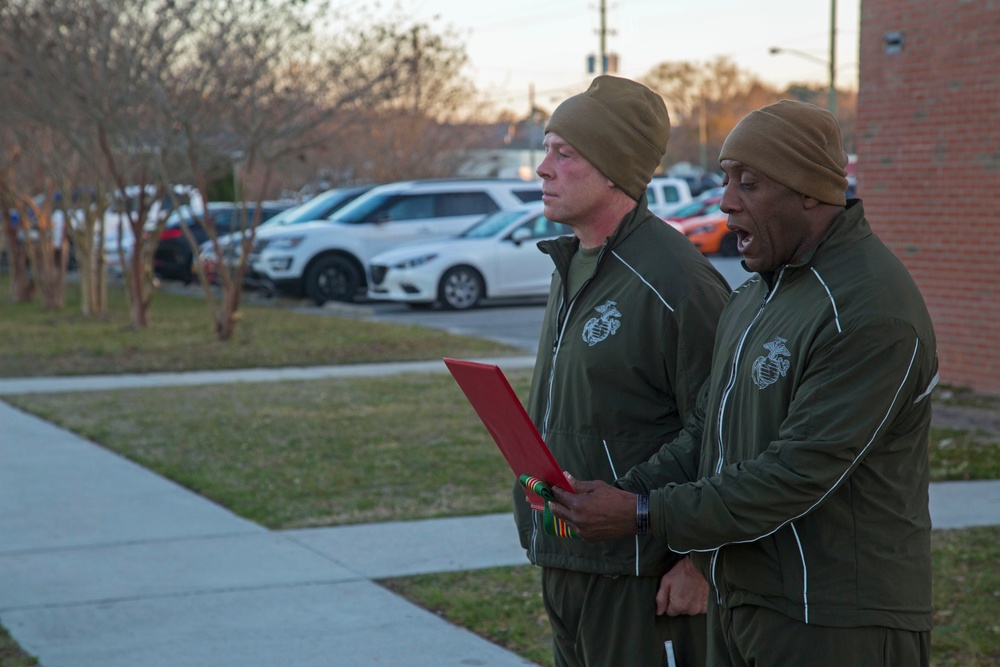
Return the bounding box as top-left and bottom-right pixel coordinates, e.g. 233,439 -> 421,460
0,277 -> 520,377
381,526 -> 1000,667
0,624 -> 39,667
4,371 -> 534,528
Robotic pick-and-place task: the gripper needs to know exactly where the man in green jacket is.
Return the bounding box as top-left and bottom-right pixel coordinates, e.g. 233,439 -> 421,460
518,75 -> 732,666
548,100 -> 939,666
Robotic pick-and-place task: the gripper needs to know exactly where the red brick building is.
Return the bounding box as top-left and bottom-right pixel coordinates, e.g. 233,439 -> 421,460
857,0 -> 1000,394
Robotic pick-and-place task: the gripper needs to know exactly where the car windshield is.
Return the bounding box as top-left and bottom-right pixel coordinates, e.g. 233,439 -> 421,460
269,190 -> 356,227
329,192 -> 396,224
669,200 -> 709,218
459,210 -> 528,238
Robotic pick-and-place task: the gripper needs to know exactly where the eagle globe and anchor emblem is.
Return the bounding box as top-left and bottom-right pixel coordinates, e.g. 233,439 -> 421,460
582,300 -> 622,346
751,336 -> 792,389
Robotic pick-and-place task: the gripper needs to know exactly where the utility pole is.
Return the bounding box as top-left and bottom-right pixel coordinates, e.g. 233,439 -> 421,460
586,0 -> 616,75
528,84 -> 537,170
828,0 -> 837,118
699,93 -> 708,171
599,0 -> 607,74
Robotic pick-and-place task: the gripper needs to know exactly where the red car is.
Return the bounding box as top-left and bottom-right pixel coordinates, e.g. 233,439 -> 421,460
663,196 -> 721,222
679,211 -> 739,257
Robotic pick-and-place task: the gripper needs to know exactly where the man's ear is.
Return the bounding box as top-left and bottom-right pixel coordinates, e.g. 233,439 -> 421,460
802,195 -> 821,210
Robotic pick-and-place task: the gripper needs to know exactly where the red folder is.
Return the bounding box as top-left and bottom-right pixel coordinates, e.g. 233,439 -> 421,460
444,358 -> 573,510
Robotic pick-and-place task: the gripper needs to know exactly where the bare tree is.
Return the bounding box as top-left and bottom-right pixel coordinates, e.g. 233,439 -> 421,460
0,0 -> 488,338
642,57 -> 857,171
642,57 -> 783,171
0,0 -> 198,326
0,132 -> 36,303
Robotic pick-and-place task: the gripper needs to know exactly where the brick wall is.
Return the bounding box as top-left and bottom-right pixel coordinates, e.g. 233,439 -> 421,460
857,0 -> 1000,394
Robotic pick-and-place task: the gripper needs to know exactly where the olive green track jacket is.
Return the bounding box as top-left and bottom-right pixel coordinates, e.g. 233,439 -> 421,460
619,201 -> 939,630
513,198 -> 731,577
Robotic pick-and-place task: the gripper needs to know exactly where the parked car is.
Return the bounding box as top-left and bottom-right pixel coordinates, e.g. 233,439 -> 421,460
368,202 -> 569,310
250,179 -> 543,305
677,171 -> 723,197
663,196 -> 722,224
103,185 -> 203,276
155,201 -> 293,283
679,210 -> 739,257
199,185 -> 375,286
644,177 -> 693,219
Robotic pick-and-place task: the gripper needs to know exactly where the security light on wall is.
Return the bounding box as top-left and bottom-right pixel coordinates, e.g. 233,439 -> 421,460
884,31 -> 905,54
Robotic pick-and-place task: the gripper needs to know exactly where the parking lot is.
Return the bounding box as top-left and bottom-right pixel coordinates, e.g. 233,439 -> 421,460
283,256 -> 750,353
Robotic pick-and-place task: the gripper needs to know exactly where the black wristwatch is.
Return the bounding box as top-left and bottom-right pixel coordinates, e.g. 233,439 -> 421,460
636,494 -> 649,536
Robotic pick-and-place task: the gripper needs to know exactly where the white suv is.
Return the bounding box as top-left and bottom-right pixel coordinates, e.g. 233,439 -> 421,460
645,177 -> 693,219
250,179 -> 542,304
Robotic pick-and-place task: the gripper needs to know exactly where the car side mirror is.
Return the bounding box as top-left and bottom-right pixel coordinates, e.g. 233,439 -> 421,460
510,228 -> 532,245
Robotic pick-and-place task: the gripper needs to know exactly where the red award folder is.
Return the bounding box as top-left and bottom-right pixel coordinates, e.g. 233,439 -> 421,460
444,358 -> 573,510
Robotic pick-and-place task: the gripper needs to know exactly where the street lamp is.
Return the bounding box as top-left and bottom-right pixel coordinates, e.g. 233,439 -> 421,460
768,0 -> 837,117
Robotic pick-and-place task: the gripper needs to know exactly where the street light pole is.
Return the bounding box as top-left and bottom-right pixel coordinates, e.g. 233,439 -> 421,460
768,0 -> 837,117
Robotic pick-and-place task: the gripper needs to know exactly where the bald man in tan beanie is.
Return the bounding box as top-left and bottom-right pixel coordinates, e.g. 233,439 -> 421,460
548,100 -> 938,667
513,76 -> 732,667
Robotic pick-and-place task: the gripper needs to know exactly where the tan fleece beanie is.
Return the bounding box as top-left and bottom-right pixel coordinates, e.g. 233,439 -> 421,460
720,100 -> 849,206
544,76 -> 670,201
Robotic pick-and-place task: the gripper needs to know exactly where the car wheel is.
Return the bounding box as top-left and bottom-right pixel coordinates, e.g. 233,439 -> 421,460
438,266 -> 484,310
719,233 -> 740,257
305,255 -> 360,305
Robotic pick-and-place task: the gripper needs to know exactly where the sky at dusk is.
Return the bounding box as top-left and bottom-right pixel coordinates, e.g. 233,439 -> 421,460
393,0 -> 860,113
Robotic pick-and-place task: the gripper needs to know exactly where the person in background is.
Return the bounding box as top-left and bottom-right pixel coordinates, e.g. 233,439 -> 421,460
548,100 -> 939,667
516,75 -> 732,666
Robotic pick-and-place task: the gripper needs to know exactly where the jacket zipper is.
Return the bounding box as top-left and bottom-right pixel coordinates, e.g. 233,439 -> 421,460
710,268 -> 785,601
531,245 -> 604,563
714,268 -> 786,475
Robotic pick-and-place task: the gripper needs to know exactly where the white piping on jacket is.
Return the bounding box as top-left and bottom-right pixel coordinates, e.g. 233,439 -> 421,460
810,268 -> 842,333
606,250 -> 677,575
790,523 -> 809,623
532,297 -> 576,563
611,250 -> 675,312
715,269 -> 787,475
602,439 -> 640,575
914,371 -> 939,403
701,338 -> 923,620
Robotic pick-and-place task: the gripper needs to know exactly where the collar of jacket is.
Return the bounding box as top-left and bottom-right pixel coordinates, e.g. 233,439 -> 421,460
537,191 -> 656,280
755,198 -> 872,288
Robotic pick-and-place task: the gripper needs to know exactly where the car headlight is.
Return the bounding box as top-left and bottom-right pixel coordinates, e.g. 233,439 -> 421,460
267,236 -> 305,251
392,253 -> 439,269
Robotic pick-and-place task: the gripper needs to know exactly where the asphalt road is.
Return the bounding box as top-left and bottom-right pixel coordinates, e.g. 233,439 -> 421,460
297,257 -> 751,354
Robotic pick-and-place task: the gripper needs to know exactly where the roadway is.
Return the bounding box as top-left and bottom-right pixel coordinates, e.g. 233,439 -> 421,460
293,257 -> 751,354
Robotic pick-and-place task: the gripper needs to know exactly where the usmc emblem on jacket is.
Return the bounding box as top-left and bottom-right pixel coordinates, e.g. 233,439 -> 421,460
751,336 -> 791,389
582,300 -> 622,347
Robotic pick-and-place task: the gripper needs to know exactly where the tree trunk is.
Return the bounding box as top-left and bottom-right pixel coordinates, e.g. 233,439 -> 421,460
125,239 -> 150,329
2,218 -> 35,303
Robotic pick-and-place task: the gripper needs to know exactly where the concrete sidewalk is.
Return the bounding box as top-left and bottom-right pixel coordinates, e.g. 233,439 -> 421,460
2,361 -> 999,666
0,399 -> 535,667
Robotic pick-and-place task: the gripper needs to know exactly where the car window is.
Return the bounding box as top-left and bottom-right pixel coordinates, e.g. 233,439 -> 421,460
513,188 -> 543,203
462,209 -> 527,238
517,214 -> 570,240
434,192 -> 499,217
662,186 -> 680,204
209,209 -> 236,234
645,186 -> 659,204
377,194 -> 437,221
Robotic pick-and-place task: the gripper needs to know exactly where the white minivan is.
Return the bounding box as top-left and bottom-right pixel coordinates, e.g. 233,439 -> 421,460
250,179 -> 542,304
